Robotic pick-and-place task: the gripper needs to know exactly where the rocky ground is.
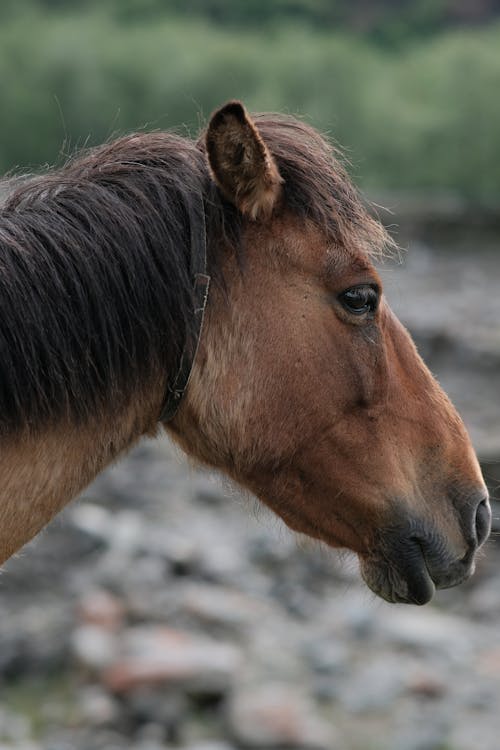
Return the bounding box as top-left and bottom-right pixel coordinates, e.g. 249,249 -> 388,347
0,238 -> 499,750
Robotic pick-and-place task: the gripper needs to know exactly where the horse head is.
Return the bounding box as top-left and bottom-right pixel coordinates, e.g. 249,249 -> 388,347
172,102 -> 490,604
0,101 -> 489,605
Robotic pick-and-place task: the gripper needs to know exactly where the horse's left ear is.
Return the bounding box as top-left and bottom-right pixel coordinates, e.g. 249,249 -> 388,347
206,101 -> 283,220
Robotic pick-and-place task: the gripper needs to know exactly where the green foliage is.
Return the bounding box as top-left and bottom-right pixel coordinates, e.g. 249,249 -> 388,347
2,0 -> 498,46
0,8 -> 499,198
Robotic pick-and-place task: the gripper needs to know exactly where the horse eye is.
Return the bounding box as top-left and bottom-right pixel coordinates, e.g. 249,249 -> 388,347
339,285 -> 379,316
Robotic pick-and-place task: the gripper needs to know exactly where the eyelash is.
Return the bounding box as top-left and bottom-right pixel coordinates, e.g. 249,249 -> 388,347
338,284 -> 379,316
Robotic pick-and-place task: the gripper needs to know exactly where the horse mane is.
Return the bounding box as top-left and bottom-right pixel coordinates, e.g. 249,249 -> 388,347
0,115 -> 390,434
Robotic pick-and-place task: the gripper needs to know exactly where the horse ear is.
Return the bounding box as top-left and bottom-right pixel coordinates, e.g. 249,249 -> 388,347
206,101 -> 283,220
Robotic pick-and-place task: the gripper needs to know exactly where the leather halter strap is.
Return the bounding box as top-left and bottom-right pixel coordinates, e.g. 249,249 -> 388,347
159,196 -> 210,422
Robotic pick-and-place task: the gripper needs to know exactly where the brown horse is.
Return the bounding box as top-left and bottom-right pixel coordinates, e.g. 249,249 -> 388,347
0,101 -> 490,604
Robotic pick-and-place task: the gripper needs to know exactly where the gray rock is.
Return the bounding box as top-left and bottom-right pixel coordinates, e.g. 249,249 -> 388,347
0,601 -> 73,677
77,589 -> 125,630
69,502 -> 114,546
124,687 -> 187,731
227,684 -> 336,748
338,655 -> 408,713
42,728 -> 130,750
76,685 -> 120,726
71,624 -> 118,670
448,714 -> 500,750
303,640 -> 349,676
0,707 -> 32,742
186,744 -> 236,750
180,582 -> 270,631
102,626 -> 241,695
374,606 -> 474,658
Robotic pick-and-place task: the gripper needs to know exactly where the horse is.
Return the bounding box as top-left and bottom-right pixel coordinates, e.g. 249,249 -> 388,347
0,100 -> 490,605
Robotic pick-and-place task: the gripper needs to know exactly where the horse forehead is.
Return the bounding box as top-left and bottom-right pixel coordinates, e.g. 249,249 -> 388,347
241,219 -> 378,291
275,219 -> 375,275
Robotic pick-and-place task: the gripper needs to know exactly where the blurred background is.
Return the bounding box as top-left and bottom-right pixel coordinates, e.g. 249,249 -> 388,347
0,1 -> 499,749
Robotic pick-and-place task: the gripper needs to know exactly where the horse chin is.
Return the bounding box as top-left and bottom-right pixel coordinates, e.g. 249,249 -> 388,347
359,553 -> 436,606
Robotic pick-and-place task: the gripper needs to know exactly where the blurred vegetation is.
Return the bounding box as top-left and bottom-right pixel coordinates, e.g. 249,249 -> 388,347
3,0 -> 499,44
0,0 -> 499,198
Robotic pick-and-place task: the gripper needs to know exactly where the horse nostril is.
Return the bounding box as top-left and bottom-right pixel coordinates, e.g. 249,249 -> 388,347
474,497 -> 492,548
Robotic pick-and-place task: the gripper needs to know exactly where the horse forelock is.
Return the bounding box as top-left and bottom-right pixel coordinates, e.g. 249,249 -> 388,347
199,113 -> 395,260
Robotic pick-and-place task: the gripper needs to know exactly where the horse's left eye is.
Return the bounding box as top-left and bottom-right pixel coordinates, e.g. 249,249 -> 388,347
339,285 -> 379,316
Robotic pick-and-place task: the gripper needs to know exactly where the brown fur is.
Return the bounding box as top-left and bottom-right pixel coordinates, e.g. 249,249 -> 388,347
0,377 -> 162,565
0,101 -> 489,604
172,210 -> 487,603
172,217 -> 482,555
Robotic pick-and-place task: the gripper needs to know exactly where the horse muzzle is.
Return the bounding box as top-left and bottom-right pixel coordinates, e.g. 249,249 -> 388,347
360,491 -> 492,605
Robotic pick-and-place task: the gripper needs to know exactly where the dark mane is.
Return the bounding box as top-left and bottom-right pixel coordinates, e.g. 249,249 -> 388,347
0,116 -> 388,434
